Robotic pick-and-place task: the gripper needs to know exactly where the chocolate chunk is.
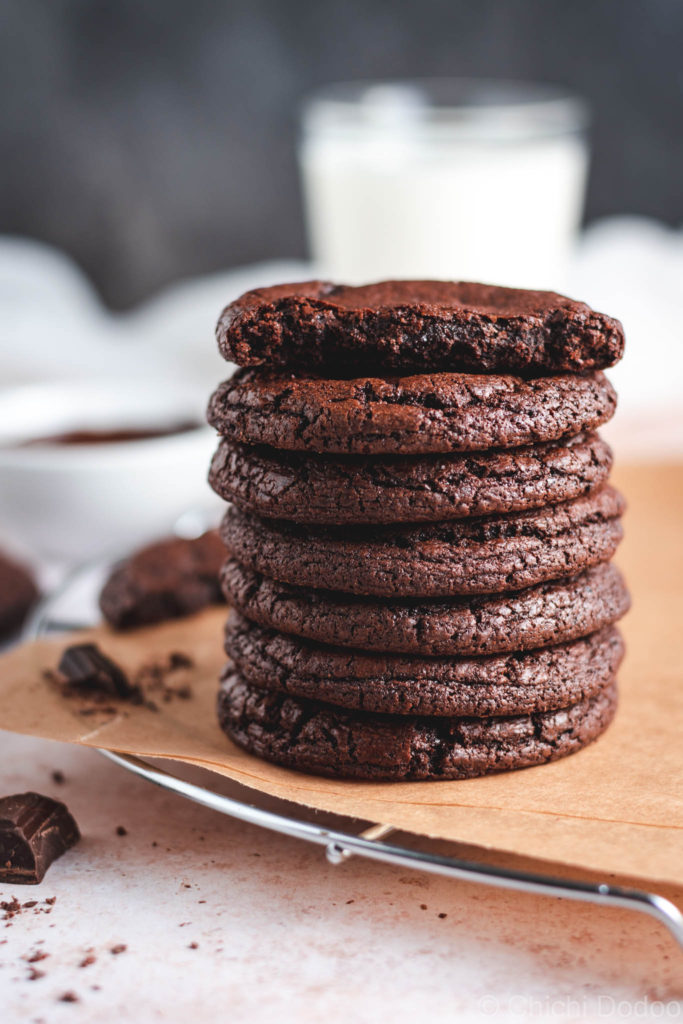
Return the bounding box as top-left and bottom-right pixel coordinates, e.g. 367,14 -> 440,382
58,644 -> 132,698
0,793 -> 80,884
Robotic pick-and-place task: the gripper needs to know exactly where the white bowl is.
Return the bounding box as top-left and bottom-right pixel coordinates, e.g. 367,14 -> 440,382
0,379 -> 222,564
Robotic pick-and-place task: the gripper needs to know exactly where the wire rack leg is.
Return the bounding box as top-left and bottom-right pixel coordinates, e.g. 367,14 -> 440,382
99,749 -> 683,950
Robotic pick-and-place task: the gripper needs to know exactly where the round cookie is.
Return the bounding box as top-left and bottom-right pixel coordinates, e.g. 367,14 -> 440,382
208,369 -> 617,455
220,487 -> 624,597
209,432 -> 613,525
0,551 -> 38,638
217,671 -> 619,781
99,531 -> 225,630
216,280 -> 624,375
220,560 -> 630,657
225,613 -> 625,718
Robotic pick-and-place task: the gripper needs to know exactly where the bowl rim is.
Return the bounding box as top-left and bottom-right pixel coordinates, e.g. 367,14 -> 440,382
0,378 -> 214,466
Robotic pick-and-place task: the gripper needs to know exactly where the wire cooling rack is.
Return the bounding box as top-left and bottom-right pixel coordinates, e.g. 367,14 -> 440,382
27,559 -> 683,950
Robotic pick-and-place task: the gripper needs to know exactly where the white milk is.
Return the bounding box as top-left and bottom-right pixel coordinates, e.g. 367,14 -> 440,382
300,81 -> 589,290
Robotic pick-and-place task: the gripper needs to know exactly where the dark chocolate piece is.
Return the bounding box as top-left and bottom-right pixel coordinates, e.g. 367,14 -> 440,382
58,643 -> 133,698
0,793 -> 80,884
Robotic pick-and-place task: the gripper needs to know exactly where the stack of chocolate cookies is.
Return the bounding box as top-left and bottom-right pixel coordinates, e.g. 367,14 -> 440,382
207,281 -> 629,781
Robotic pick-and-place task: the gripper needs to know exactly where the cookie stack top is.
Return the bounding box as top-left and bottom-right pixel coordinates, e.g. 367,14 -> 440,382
209,281 -> 622,526
215,280 -> 624,375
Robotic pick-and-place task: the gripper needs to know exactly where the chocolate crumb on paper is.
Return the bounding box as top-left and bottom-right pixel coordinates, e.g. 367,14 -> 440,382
46,642 -> 198,716
132,651 -> 195,704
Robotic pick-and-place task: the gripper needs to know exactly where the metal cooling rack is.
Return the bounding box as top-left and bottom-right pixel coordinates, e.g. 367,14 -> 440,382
26,559 -> 683,950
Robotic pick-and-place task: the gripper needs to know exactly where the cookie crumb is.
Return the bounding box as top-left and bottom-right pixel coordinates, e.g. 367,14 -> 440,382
169,652 -> 194,670
25,951 -> 49,963
59,992 -> 78,1003
115,826 -> 127,836
110,944 -> 127,955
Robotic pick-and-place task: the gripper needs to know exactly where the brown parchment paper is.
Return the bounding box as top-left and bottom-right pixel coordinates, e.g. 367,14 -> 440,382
0,464 -> 681,887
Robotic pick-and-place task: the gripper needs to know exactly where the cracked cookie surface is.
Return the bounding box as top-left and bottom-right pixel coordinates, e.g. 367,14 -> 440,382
216,280 -> 624,375
208,369 -> 617,455
217,670 -> 618,780
224,613 -> 625,718
209,432 -> 613,525
220,486 -> 624,597
220,560 -> 630,656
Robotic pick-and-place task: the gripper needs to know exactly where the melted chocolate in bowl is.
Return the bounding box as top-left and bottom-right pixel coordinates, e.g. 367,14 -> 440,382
17,421 -> 201,447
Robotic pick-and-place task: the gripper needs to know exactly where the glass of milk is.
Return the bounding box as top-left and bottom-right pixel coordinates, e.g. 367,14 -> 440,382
299,79 -> 589,290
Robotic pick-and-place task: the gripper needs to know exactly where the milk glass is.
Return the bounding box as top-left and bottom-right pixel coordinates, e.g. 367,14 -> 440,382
299,79 -> 589,290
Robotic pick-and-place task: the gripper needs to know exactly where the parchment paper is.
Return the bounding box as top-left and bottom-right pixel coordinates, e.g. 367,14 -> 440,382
1,464 -> 681,887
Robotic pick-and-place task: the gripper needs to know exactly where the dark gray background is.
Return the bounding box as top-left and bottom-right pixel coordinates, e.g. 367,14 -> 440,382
1,0 -> 681,307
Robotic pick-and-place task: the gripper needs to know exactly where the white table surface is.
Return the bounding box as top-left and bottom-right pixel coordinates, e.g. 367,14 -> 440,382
1,730 -> 681,1023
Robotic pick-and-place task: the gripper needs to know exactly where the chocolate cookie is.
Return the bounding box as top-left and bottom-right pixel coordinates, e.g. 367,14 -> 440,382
100,530 -> 225,630
216,280 -> 624,374
217,671 -> 618,780
209,433 -> 613,525
220,487 -> 624,597
0,551 -> 38,638
225,613 -> 625,718
220,559 -> 630,657
208,369 -> 617,455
